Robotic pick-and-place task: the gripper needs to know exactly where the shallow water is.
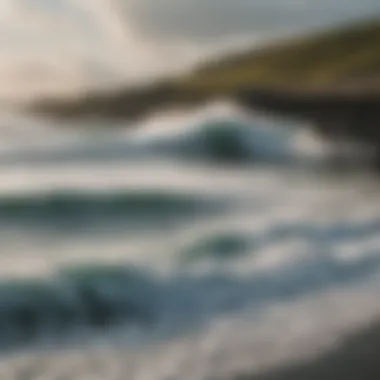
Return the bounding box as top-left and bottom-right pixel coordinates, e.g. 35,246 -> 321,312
0,105 -> 378,379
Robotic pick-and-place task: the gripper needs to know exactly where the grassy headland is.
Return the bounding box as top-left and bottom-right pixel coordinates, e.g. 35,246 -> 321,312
181,17 -> 380,94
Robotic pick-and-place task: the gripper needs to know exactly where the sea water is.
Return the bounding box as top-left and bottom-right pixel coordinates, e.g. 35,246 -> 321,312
0,104 -> 378,379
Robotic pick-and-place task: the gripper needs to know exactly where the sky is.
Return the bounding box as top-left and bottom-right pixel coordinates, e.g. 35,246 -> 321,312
0,0 -> 379,100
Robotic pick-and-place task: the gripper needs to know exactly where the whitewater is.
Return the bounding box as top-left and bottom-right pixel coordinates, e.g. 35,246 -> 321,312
0,103 -> 376,379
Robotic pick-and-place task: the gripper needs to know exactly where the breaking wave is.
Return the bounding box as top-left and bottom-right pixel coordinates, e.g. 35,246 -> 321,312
142,115 -> 308,164
0,108 -> 323,167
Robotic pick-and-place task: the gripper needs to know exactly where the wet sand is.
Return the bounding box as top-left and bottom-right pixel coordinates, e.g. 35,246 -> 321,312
236,320 -> 380,380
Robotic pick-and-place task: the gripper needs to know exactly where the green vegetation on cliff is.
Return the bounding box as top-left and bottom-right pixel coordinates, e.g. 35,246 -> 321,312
181,17 -> 380,94
32,17 -> 380,119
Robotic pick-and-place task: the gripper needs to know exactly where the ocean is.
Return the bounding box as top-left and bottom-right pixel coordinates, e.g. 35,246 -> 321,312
0,103 -> 378,379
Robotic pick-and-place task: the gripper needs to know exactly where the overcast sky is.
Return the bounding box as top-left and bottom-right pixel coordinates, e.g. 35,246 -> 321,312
123,0 -> 380,39
0,0 -> 379,100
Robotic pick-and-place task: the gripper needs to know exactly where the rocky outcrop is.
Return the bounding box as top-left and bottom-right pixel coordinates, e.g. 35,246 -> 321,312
237,88 -> 380,149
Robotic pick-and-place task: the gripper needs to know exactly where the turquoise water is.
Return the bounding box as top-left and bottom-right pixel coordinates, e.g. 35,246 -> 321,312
0,105 -> 378,378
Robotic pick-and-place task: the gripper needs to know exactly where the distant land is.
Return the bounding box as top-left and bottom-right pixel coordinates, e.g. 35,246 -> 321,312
31,17 -> 380,153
